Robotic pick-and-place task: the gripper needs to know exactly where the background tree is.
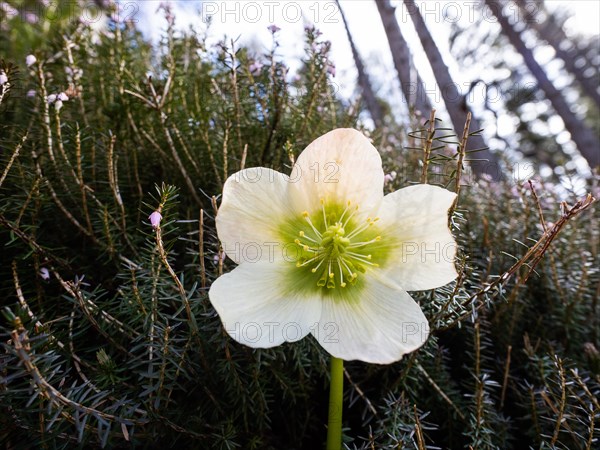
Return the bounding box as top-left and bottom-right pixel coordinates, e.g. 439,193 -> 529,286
515,0 -> 600,108
335,0 -> 384,128
485,0 -> 599,169
375,0 -> 432,118
401,0 -> 503,179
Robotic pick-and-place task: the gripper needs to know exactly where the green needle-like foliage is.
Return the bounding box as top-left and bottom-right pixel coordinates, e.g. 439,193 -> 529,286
1,6 -> 598,450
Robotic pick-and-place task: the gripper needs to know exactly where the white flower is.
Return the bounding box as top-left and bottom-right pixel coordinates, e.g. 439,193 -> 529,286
47,94 -> 57,103
58,92 -> 69,101
209,129 -> 458,364
54,100 -> 63,111
39,267 -> 50,280
26,54 -> 37,67
0,71 -> 7,85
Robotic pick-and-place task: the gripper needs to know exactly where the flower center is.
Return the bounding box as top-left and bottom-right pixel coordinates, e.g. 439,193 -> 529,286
293,200 -> 382,290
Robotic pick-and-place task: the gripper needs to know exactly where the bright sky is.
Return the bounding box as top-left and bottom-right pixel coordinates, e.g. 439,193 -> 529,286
129,0 -> 598,151
131,1 -> 598,106
121,0 -> 597,180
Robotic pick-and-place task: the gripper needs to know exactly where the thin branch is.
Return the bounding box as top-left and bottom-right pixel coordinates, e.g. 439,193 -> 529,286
420,109 -> 437,185
0,133 -> 27,188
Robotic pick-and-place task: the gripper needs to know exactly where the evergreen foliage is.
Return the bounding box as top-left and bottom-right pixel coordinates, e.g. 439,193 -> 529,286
1,5 -> 598,449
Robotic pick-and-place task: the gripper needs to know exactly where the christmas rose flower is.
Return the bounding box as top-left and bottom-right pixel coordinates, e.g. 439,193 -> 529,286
209,129 -> 458,364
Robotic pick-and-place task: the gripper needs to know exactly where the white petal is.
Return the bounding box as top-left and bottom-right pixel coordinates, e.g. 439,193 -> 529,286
312,274 -> 429,364
378,184 -> 458,291
216,168 -> 292,264
209,263 -> 322,348
289,129 -> 384,216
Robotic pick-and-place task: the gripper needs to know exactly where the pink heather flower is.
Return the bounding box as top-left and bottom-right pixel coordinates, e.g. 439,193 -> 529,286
0,72 -> 7,85
304,25 -> 323,37
267,24 -> 280,34
149,211 -> 162,228
47,94 -> 57,103
384,171 -> 397,184
0,2 -> 17,17
327,63 -> 336,77
25,12 -> 38,24
65,67 -> 83,80
249,61 -> 263,76
26,54 -> 37,67
27,89 -> 36,98
39,267 -> 50,280
158,1 -> 175,26
58,92 -> 69,101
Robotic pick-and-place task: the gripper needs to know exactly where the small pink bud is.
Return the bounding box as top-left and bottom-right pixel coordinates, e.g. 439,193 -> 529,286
27,89 -> 36,98
26,54 -> 37,67
384,173 -> 396,184
25,12 -> 38,23
39,267 -> 50,280
149,211 -> 162,228
268,24 -> 280,34
327,63 -> 336,77
249,61 -> 263,76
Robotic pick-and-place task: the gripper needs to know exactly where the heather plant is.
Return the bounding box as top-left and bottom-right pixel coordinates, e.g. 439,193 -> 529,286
1,5 -> 598,450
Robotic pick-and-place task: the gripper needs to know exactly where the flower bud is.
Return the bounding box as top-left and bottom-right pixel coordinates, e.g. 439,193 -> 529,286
249,61 -> 263,76
26,54 -> 37,67
149,211 -> 162,228
0,72 -> 7,85
327,63 -> 336,77
39,267 -> 50,280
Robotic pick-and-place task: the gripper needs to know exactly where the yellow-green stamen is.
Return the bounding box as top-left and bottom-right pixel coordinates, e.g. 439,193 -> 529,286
290,200 -> 385,290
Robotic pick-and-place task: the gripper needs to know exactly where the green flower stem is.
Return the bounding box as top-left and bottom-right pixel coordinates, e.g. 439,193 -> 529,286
326,356 -> 344,450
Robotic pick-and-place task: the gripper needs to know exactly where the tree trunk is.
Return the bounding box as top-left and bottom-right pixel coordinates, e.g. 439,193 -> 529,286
515,0 -> 600,108
336,0 -> 384,128
486,0 -> 600,169
402,0 -> 502,179
375,0 -> 432,118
